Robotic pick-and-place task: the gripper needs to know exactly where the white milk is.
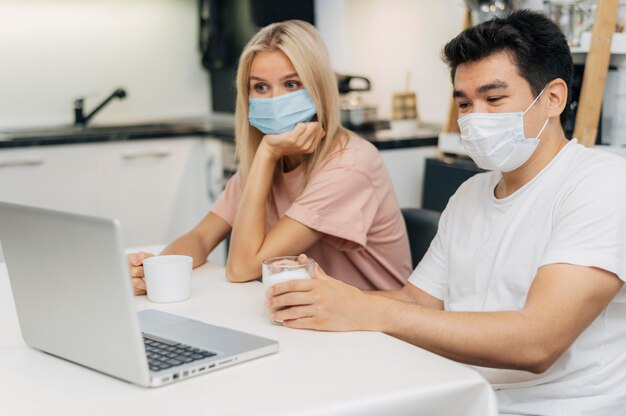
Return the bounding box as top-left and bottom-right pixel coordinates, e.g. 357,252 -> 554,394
262,267 -> 310,287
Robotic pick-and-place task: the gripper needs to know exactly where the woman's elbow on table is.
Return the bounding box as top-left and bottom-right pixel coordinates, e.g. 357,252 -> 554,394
225,259 -> 261,283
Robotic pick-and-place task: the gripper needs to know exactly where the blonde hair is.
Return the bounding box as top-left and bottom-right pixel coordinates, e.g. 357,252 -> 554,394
234,20 -> 347,189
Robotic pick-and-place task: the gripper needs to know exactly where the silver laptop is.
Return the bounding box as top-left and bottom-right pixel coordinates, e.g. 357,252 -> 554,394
0,201 -> 278,387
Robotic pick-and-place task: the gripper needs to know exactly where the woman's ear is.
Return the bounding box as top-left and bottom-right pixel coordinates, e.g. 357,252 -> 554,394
546,78 -> 568,120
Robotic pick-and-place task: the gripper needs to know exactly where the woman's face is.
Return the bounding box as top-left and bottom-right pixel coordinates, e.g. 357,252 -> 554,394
249,50 -> 304,98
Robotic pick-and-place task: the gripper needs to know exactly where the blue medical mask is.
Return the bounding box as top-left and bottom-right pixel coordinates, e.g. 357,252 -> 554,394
248,89 -> 317,135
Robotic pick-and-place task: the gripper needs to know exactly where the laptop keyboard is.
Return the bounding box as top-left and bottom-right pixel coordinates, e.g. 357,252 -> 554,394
143,335 -> 217,372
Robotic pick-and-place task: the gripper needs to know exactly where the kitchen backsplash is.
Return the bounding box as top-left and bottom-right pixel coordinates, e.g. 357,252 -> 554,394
315,0 -> 543,123
0,0 -> 545,131
0,0 -> 211,130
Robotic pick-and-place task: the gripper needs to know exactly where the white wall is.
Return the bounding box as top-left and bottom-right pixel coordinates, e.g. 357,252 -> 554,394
315,0 -> 544,124
0,0 -> 210,130
315,0 -> 467,124
0,1 -> 546,131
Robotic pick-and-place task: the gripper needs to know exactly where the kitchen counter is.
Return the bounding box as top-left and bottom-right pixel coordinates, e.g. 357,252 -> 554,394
0,119 -> 237,149
0,118 -> 439,151
356,121 -> 440,150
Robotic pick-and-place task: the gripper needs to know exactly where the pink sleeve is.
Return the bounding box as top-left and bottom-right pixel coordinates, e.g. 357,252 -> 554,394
210,171 -> 242,226
285,166 -> 378,250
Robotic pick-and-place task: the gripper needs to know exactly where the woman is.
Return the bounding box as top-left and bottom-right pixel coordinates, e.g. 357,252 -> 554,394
129,20 -> 411,293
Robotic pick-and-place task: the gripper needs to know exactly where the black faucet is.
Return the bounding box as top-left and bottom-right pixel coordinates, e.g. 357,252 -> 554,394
74,88 -> 127,128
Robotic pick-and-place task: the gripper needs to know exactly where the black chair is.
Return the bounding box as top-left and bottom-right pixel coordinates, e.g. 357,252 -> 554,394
401,208 -> 441,269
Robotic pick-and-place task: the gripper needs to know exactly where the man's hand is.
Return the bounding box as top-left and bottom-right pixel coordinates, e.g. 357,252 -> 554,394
127,252 -> 154,296
265,257 -> 377,331
261,122 -> 325,161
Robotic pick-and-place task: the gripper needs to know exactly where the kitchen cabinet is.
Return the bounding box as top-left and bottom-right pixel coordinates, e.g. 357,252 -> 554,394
379,145 -> 440,208
95,138 -> 209,248
0,138 -> 227,265
0,143 -> 99,263
0,143 -> 99,214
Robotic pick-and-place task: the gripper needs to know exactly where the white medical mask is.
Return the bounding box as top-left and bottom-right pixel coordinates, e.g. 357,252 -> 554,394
248,89 -> 317,135
458,87 -> 549,172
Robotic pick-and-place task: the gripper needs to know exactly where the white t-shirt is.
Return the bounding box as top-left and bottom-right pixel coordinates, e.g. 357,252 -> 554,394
409,140 -> 626,416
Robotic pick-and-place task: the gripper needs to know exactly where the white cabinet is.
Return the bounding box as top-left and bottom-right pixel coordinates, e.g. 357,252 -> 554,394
0,137 -> 228,265
95,138 -> 209,248
0,143 -> 99,214
379,145 -> 440,208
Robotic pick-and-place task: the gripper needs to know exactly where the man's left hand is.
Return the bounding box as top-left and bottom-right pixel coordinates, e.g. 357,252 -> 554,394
265,258 -> 376,331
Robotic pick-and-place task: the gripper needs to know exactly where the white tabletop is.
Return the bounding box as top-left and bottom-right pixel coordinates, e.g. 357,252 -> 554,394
0,261 -> 498,416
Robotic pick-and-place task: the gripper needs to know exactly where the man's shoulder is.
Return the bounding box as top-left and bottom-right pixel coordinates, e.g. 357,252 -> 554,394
452,170 -> 498,198
560,142 -> 626,188
547,143 -> 626,218
435,171 -> 497,218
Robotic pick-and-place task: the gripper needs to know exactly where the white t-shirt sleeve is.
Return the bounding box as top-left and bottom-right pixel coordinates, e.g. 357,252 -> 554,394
540,165 -> 626,282
407,203 -> 451,301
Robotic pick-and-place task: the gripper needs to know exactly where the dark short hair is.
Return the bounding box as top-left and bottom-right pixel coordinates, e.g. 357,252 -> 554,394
442,10 -> 573,126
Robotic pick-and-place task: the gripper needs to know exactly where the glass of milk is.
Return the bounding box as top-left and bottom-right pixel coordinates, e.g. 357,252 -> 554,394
263,256 -> 315,324
262,256 -> 315,288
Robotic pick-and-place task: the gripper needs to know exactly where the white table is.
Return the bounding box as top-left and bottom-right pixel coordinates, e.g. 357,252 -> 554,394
0,261 -> 498,416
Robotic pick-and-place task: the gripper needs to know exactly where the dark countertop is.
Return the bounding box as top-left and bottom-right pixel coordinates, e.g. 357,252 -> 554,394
351,120 -> 440,150
359,131 -> 438,150
0,118 -> 439,150
0,119 -> 237,149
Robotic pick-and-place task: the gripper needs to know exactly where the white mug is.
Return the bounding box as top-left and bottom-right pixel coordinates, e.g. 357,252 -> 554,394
143,255 -> 192,303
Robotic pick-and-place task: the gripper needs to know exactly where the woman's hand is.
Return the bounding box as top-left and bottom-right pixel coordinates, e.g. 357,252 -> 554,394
265,256 -> 378,332
127,252 -> 154,296
261,122 -> 325,161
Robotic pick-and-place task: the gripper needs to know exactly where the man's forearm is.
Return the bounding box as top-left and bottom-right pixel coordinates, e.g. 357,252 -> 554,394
368,284 -> 444,310
368,289 -> 413,302
368,295 -> 551,373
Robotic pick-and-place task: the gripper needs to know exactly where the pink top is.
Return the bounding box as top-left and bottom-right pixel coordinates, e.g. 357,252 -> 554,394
211,134 -> 411,290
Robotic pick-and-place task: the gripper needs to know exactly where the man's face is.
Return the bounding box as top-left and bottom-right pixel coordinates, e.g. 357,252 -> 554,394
453,51 -> 547,138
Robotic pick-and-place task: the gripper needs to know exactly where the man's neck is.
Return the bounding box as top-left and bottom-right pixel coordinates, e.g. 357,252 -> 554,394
495,126 -> 569,199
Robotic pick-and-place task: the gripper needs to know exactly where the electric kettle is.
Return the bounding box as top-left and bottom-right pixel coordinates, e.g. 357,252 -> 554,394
336,74 -> 378,130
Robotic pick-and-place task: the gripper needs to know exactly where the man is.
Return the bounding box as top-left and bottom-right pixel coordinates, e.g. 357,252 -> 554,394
266,10 -> 626,415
